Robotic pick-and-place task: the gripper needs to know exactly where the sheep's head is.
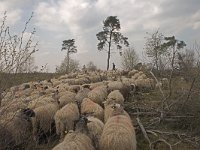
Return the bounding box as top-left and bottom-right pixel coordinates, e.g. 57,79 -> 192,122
74,116 -> 91,133
18,108 -> 35,122
21,108 -> 35,118
111,103 -> 124,116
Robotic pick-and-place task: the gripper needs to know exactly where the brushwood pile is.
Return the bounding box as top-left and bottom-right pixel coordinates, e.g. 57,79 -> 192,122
0,69 -> 156,150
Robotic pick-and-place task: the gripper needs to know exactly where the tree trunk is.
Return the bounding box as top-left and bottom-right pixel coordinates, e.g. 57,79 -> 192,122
66,49 -> 70,73
107,48 -> 110,70
107,31 -> 112,70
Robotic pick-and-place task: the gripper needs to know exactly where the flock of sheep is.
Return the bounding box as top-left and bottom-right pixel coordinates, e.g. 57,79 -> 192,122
0,69 -> 161,150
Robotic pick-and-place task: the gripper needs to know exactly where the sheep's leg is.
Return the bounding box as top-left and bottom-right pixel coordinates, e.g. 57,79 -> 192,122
60,123 -> 65,139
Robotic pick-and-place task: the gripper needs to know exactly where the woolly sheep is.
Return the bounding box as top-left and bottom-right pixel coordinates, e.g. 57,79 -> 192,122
87,85 -> 108,106
31,103 -> 59,144
107,81 -> 134,99
54,102 -> 80,139
137,73 -> 147,80
28,96 -> 56,109
81,98 -> 104,121
99,115 -> 136,150
106,90 -> 124,106
75,88 -> 90,103
51,79 -> 62,87
128,69 -> 138,77
58,91 -> 76,108
131,72 -> 141,80
68,85 -> 81,93
1,108 -> 35,148
88,82 -> 107,90
0,99 -> 27,115
87,116 -> 104,149
0,124 -> 15,149
52,117 -> 94,150
76,77 -> 91,85
135,78 -> 155,91
104,103 -> 130,123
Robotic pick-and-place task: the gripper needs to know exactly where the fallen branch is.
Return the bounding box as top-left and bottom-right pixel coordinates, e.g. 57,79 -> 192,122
136,117 -> 152,149
150,139 -> 173,150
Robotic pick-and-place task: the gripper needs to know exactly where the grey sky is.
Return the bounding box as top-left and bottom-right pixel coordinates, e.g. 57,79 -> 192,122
0,0 -> 200,72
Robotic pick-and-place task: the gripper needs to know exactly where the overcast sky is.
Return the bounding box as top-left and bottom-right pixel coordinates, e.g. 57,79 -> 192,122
0,0 -> 200,72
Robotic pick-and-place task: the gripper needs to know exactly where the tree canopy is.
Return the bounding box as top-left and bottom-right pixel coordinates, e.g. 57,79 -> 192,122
61,39 -> 77,73
96,16 -> 129,70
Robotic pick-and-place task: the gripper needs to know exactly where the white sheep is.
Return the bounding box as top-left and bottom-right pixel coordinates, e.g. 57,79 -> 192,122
54,102 -> 80,139
31,103 -> 59,144
106,90 -> 124,106
100,114 -> 136,150
81,98 -> 104,121
75,88 -> 90,103
52,117 -> 94,150
87,116 -> 104,149
58,91 -> 76,108
1,108 -> 35,149
104,103 -> 130,123
87,85 -> 108,106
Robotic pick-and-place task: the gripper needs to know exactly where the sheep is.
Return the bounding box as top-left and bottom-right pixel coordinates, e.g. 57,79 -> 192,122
68,85 -> 81,93
81,98 -> 104,121
52,116 -> 95,150
31,103 -> 59,144
54,102 -> 80,139
87,116 -> 104,149
75,87 -> 90,103
104,103 -> 130,123
135,78 -> 155,92
1,108 -> 35,149
137,73 -> 147,80
88,75 -> 102,83
87,85 -> 108,106
56,84 -> 70,93
58,91 -> 76,108
99,114 -> 136,150
51,78 -> 62,87
88,82 -> 107,90
76,77 -> 91,85
106,90 -> 124,106
131,72 -> 141,80
107,81 -> 134,100
0,124 -> 15,150
128,69 -> 138,77
28,96 -> 57,109
0,98 -> 27,115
